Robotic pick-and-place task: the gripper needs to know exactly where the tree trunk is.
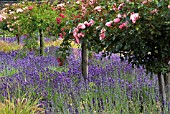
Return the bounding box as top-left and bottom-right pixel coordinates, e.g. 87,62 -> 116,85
82,38 -> 88,82
39,29 -> 44,56
158,72 -> 166,106
16,34 -> 20,45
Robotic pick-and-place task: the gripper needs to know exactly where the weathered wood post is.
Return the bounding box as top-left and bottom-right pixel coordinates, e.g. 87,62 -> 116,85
16,34 -> 20,45
82,38 -> 88,82
39,29 -> 44,56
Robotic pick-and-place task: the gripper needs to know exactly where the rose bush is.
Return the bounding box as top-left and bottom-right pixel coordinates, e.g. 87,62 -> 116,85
59,0 -> 170,107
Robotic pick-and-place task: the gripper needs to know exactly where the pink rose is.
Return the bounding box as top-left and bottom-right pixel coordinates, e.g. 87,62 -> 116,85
89,19 -> 95,26
119,21 -> 128,30
94,6 -> 102,12
105,21 -> 113,27
150,9 -> 158,14
130,13 -> 140,24
100,33 -> 105,40
118,3 -> 125,10
77,23 -> 86,29
0,15 -> 3,22
168,5 -> 170,9
84,21 -> 91,27
100,28 -> 106,40
89,0 -> 95,5
77,32 -> 85,38
100,28 -> 106,33
112,3 -> 117,11
73,28 -> 79,33
75,37 -> 80,44
113,18 -> 120,24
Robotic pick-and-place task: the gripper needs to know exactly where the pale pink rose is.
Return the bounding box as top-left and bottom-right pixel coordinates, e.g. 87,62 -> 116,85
105,21 -> 113,27
89,19 -> 95,26
150,9 -> 158,14
100,28 -> 106,33
100,33 -> 105,40
117,14 -> 122,18
113,18 -> 120,23
77,23 -> 86,29
16,8 -> 23,13
168,5 -> 170,9
142,1 -> 148,4
96,26 -> 100,30
0,15 -> 3,22
118,3 -> 124,10
94,6 -> 102,12
130,13 -> 140,24
77,32 -> 85,38
89,0 -> 95,5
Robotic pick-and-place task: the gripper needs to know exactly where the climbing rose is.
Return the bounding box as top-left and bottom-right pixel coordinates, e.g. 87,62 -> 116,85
113,18 -> 120,24
130,13 -> 140,24
105,21 -> 113,27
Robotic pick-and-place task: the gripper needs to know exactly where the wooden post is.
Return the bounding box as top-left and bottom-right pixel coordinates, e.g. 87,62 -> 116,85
158,72 -> 166,108
82,38 -> 88,82
39,29 -> 44,56
16,34 -> 20,45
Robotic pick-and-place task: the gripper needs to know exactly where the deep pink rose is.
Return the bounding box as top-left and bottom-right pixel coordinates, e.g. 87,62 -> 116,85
28,6 -> 33,10
56,17 -> 61,24
59,13 -> 65,18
